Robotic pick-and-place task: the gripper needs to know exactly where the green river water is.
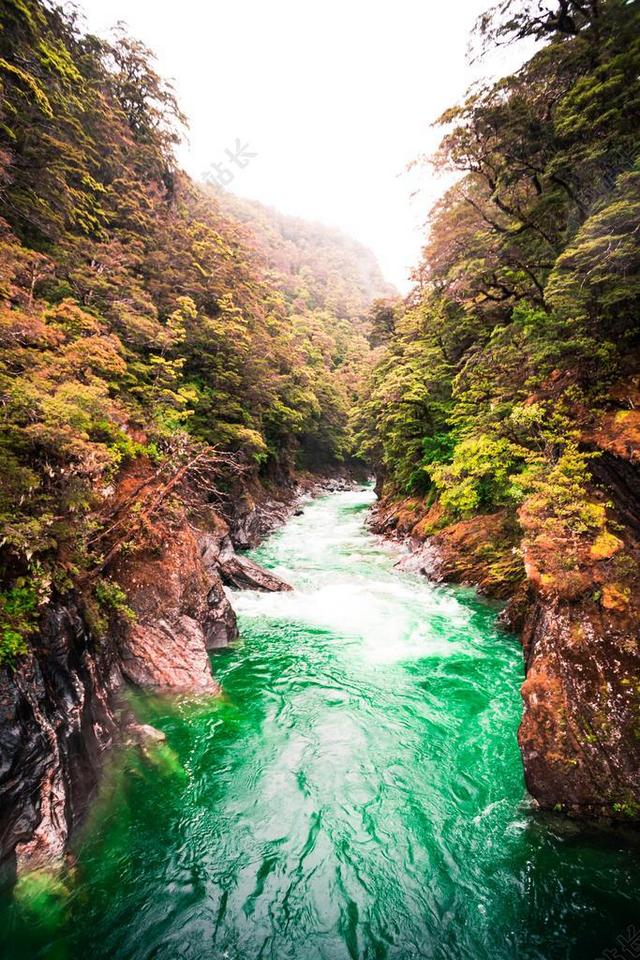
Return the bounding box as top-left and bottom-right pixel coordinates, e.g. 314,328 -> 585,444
2,487 -> 640,960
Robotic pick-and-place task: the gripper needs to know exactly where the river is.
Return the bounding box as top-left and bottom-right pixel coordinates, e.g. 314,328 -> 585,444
2,487 -> 639,959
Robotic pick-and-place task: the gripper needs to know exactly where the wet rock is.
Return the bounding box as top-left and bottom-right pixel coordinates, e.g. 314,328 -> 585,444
498,582 -> 532,634
0,603 -> 121,880
228,488 -> 294,549
518,597 -> 640,819
195,521 -> 241,646
220,555 -> 292,592
120,620 -> 218,694
205,575 -> 239,648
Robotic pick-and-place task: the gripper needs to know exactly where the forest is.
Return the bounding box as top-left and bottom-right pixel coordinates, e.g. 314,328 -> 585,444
0,0 -> 390,664
356,0 -> 640,605
0,0 -> 638,765
1,0 -> 640,953
1,0 -> 638,690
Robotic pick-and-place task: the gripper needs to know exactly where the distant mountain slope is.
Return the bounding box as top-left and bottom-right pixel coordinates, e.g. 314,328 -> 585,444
208,188 -> 396,327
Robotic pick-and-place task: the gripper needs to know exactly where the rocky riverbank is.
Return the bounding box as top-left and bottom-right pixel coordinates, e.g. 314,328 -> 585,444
0,466 -> 357,882
370,399 -> 640,822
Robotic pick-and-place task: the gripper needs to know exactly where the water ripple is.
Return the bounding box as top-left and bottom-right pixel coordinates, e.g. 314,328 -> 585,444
2,488 -> 640,960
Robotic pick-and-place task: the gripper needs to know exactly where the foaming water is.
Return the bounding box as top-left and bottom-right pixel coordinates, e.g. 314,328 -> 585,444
2,487 -> 639,960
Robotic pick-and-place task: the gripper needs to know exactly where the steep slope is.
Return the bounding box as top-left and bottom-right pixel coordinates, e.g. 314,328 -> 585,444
211,189 -> 395,322
358,0 -> 640,818
209,188 -> 396,467
0,0 -> 386,878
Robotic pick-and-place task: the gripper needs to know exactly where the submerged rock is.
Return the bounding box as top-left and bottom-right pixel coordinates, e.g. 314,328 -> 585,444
125,722 -> 166,746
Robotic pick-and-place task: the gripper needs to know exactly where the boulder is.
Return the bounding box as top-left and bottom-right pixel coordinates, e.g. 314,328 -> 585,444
114,522 -> 237,694
219,555 -> 292,592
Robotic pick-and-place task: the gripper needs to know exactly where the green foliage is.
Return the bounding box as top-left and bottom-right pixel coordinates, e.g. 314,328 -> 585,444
431,436 -> 526,518
354,301 -> 453,494
356,0 -> 640,541
528,443 -> 606,534
0,583 -> 38,665
547,166 -> 640,330
0,0 -> 384,661
94,579 -> 136,623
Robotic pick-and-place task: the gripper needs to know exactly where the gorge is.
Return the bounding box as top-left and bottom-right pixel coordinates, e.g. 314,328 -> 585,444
1,0 -> 640,956
3,487 -> 640,959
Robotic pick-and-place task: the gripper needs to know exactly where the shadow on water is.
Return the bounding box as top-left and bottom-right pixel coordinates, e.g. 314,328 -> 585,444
2,487 -> 639,960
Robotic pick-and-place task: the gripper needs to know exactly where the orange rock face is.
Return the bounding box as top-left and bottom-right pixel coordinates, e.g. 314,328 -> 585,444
518,597 -> 640,818
370,499 -> 525,601
115,520 -> 229,694
515,394 -> 640,818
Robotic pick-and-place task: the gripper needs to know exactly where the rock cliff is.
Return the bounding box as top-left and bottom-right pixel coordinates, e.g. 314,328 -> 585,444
0,464 -> 307,882
0,603 -> 121,879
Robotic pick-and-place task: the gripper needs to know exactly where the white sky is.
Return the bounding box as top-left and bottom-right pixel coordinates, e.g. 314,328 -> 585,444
78,1 -> 528,292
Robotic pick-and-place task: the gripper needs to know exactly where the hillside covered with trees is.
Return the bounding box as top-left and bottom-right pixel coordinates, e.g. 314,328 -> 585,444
356,0 -> 640,817
2,0 -> 640,889
0,0 -> 388,665
359,0 -> 639,527
2,0 -> 640,949
211,188 -> 395,467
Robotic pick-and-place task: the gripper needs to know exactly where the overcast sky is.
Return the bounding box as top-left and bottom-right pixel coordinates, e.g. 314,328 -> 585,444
78,1 -> 528,292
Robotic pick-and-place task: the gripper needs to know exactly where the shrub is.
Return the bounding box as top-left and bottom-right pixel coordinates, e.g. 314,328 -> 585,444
0,584 -> 38,666
431,435 -> 527,518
